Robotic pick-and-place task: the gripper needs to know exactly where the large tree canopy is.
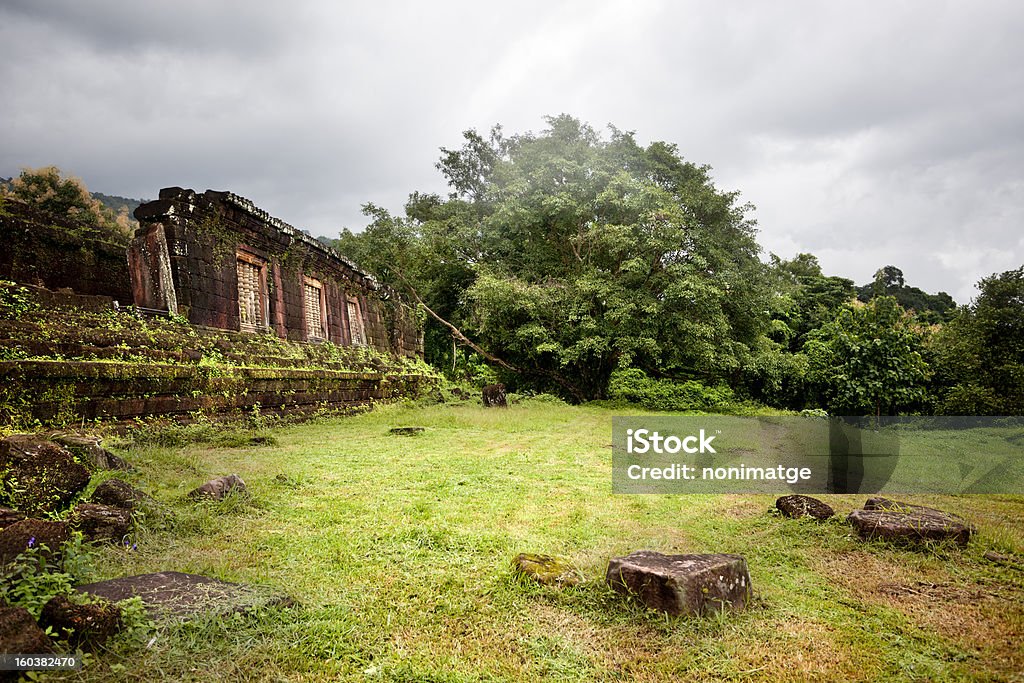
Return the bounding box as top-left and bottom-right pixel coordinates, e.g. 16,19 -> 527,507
339,116 -> 768,400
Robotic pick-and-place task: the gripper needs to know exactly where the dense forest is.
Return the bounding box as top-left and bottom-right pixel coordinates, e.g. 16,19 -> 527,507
325,116 -> 1023,416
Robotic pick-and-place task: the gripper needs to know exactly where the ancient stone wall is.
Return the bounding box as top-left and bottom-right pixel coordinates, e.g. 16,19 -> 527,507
0,359 -> 432,424
128,188 -> 423,358
0,199 -> 132,303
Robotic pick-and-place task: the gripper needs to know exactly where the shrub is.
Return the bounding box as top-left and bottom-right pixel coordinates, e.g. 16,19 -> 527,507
0,279 -> 38,320
607,368 -> 736,412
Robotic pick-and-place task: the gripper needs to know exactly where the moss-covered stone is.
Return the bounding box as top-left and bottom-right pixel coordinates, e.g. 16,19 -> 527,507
512,553 -> 583,586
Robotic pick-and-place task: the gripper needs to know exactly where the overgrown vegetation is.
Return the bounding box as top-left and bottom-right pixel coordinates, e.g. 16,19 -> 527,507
29,401 -> 1023,681
2,533 -> 97,619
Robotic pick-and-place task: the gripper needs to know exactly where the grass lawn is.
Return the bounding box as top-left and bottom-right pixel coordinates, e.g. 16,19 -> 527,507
63,400 -> 1024,681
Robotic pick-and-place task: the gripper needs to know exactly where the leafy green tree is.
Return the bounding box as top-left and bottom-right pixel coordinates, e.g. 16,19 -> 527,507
805,296 -> 930,416
344,116 -> 768,401
767,255 -> 856,348
856,264 -> 956,323
930,266 -> 1024,414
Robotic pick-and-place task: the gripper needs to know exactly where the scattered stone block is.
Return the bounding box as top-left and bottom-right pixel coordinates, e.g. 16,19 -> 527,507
47,432 -> 133,471
188,474 -> 247,501
864,497 -> 971,525
482,383 -> 507,408
0,435 -> 91,514
90,478 -> 150,510
70,503 -> 133,543
983,550 -> 1022,569
38,594 -> 123,650
848,504 -> 973,547
0,506 -> 27,530
389,426 -> 425,436
512,553 -> 583,586
75,571 -> 293,621
776,494 -> 835,520
0,519 -> 69,566
0,603 -> 55,655
607,551 -> 751,616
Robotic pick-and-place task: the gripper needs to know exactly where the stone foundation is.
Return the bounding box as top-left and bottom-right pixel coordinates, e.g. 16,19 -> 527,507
0,359 -> 433,424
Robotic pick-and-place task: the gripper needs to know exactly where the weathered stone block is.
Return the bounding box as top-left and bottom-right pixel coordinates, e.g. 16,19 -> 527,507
38,594 -> 123,650
70,503 -> 133,543
0,519 -> 69,566
90,478 -> 150,510
76,571 -> 293,621
48,432 -> 132,471
188,474 -> 247,501
0,506 -> 27,530
0,603 -> 55,655
389,426 -> 425,436
607,551 -> 751,616
776,494 -> 834,520
847,508 -> 972,547
0,435 -> 91,514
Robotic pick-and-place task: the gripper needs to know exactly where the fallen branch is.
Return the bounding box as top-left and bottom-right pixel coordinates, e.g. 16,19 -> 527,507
393,271 -> 519,374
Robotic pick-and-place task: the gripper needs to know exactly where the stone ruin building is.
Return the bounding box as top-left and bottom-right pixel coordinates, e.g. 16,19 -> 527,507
128,187 -> 421,358
0,187 -> 427,425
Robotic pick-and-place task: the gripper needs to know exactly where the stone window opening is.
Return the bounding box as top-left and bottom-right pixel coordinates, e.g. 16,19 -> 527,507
236,252 -> 268,333
303,276 -> 327,341
347,297 -> 366,346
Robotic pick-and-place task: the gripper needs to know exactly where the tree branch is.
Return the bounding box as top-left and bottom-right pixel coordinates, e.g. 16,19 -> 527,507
392,270 -> 520,374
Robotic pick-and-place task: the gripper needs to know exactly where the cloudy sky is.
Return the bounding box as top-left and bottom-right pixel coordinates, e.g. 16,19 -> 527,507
2,1 -> 1021,303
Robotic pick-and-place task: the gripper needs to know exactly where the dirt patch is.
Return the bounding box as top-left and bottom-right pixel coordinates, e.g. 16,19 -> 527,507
731,619 -> 872,683
529,603 -> 664,675
814,550 -> 1024,675
722,495 -> 764,520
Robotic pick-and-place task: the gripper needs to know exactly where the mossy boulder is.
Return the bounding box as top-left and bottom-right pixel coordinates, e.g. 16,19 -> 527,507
70,503 -> 132,543
0,518 -> 69,566
39,594 -> 123,650
0,435 -> 90,514
512,553 -> 583,586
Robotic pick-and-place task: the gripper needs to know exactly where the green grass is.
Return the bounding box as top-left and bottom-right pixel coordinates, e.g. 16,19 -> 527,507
50,401 -> 1024,682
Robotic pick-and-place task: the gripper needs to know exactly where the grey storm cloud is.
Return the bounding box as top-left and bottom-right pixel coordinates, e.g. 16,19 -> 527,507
1,0 -> 1022,304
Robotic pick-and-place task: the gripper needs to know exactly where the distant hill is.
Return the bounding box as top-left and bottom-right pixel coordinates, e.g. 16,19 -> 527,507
91,192 -> 148,216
